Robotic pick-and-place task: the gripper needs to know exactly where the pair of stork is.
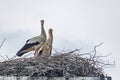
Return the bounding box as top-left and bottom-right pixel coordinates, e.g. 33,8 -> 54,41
16,20 -> 53,58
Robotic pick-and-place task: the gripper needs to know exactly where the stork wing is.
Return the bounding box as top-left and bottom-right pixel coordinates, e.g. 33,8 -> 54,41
16,38 -> 40,57
21,35 -> 43,51
20,41 -> 39,51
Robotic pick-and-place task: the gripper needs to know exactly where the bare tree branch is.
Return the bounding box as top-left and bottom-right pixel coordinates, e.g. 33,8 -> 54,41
95,53 -> 112,58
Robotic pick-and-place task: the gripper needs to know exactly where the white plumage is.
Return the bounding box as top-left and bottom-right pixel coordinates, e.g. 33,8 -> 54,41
38,28 -> 53,58
16,20 -> 46,57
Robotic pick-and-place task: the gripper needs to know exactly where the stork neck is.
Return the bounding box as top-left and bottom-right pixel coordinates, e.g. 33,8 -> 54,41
41,24 -> 46,35
49,32 -> 53,39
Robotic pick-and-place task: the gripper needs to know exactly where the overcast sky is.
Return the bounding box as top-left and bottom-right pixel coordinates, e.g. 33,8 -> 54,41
0,0 -> 120,79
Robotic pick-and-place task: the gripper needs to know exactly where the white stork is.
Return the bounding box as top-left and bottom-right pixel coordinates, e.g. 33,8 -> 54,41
38,28 -> 53,57
16,20 -> 47,57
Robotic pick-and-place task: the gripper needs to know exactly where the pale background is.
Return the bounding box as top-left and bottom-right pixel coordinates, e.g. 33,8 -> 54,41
0,0 -> 120,80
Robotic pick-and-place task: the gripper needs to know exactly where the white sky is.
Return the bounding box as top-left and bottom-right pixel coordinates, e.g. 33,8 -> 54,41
0,0 -> 120,79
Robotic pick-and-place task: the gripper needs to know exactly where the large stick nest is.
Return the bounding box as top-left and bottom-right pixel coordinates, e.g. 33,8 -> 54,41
0,48 -> 112,77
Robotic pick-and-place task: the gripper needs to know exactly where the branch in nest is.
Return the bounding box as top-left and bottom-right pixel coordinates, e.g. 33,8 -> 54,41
0,38 -> 6,49
6,55 -> 10,60
92,42 -> 103,59
66,48 -> 82,54
0,55 -> 7,61
95,53 -> 112,58
100,60 -> 115,68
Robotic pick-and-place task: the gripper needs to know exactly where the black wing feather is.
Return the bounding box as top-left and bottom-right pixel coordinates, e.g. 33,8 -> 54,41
16,41 -> 39,57
21,41 -> 39,51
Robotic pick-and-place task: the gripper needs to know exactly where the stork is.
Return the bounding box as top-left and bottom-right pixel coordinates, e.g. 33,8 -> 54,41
16,20 -> 46,57
38,28 -> 53,58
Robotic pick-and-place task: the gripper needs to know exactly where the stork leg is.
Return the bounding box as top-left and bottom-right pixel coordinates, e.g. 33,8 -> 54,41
34,47 -> 38,58
34,51 -> 38,58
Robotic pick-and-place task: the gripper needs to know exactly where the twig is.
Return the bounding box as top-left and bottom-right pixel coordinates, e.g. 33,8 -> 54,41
6,55 -> 10,60
0,55 -> 7,61
95,53 -> 112,58
9,55 -> 17,60
67,49 -> 79,53
92,42 -> 103,59
66,49 -> 81,54
0,38 -> 6,49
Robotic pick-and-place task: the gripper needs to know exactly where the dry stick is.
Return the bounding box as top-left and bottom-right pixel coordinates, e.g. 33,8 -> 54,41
91,42 -> 114,69
0,55 -> 7,61
6,55 -> 10,60
79,42 -> 104,68
101,61 -> 115,68
92,42 -> 103,59
0,38 -> 6,49
52,48 -> 62,55
0,38 -> 6,61
9,55 -> 17,60
66,48 -> 81,54
95,53 -> 112,58
80,49 -> 96,60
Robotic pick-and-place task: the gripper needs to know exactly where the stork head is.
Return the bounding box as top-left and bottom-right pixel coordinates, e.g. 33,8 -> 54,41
49,28 -> 53,34
41,20 -> 44,25
48,28 -> 53,38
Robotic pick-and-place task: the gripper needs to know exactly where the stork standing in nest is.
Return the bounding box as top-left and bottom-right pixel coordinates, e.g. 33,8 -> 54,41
38,28 -> 53,58
16,20 -> 46,57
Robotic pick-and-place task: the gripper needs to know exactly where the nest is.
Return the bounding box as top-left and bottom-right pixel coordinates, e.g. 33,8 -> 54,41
0,49 -> 107,77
